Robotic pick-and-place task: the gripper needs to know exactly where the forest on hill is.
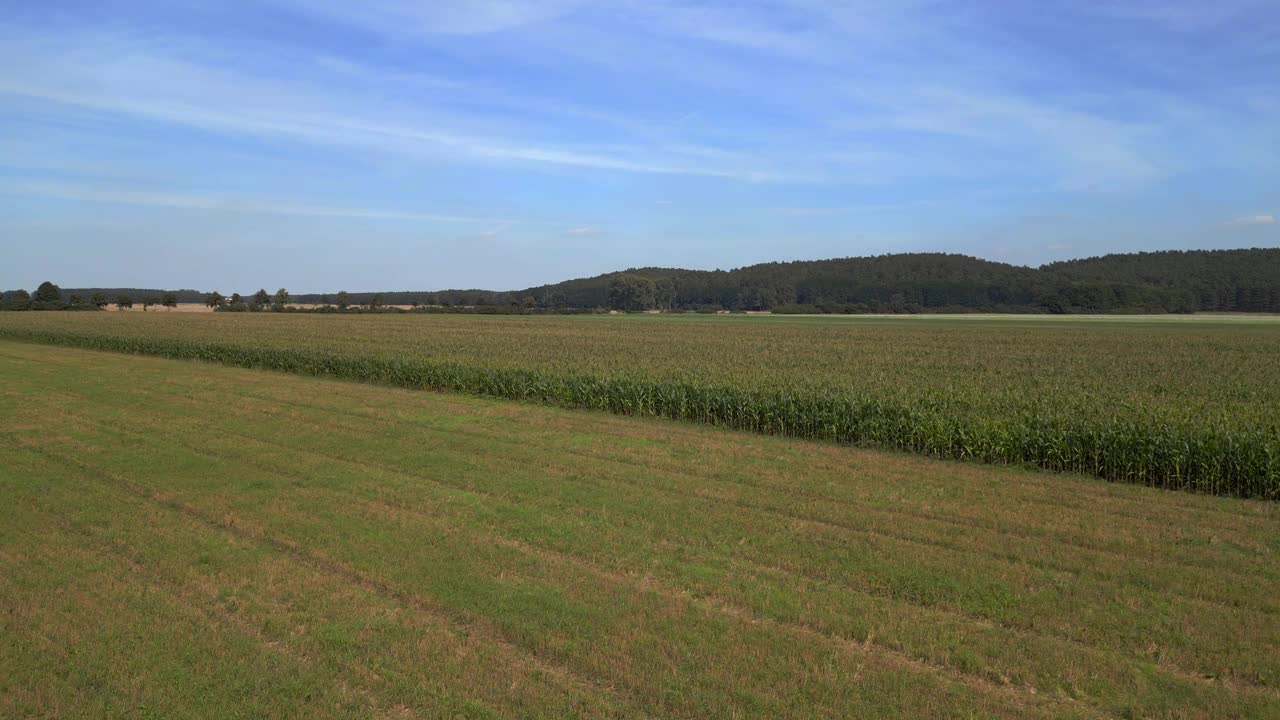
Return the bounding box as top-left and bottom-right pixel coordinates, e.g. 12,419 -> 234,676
326,248 -> 1280,314
5,248 -> 1279,314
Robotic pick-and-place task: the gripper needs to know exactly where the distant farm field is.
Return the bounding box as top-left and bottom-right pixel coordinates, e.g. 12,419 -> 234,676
103,303 -> 215,312
2,341 -> 1278,718
1,312 -> 1276,496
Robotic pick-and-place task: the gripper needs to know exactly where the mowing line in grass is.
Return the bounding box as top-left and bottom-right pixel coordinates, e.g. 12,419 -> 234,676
3,341 -> 1277,718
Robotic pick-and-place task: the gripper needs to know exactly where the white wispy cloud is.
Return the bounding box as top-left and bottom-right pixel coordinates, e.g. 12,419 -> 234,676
621,1 -> 824,59
533,16 -> 1174,189
769,207 -> 847,217
0,82 -> 776,181
1,0 -> 1275,202
0,181 -> 511,224
477,221 -> 513,238
1078,1 -> 1260,32
0,28 -> 798,182
768,200 -> 935,216
269,0 -> 585,35
1225,213 -> 1276,226
4,0 -> 1277,290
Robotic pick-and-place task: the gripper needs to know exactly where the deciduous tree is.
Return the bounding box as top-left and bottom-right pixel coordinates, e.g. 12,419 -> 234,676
608,274 -> 657,311
34,281 -> 61,303
8,289 -> 32,311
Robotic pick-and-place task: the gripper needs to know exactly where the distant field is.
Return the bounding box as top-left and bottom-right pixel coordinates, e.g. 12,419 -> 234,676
2,341 -> 1277,718
104,303 -> 214,313
101,304 -> 420,313
1,312 -> 1277,496
764,312 -> 1280,324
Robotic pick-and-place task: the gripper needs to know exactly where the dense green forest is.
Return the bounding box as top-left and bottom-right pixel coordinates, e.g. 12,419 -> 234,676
5,248 -> 1279,313
296,248 -> 1280,313
510,249 -> 1280,313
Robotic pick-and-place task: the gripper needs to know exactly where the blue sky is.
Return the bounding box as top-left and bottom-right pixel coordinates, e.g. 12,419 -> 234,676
2,0 -> 1278,292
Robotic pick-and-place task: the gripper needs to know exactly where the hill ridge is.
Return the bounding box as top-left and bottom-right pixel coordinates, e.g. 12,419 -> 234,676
7,247 -> 1278,314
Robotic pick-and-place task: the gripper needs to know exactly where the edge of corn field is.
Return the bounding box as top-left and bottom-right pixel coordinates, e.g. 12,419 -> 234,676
1,326 -> 1275,499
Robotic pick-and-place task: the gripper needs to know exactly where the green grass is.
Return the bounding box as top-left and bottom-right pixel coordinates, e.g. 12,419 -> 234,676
1,340 -> 1278,718
0,312 -> 1277,496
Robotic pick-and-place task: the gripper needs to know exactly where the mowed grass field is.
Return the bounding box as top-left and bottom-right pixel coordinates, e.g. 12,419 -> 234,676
1,312 -> 1277,495
2,341 -> 1278,718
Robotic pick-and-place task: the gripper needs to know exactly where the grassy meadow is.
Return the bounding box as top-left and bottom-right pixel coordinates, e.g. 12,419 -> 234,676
2,340 -> 1278,719
1,311 -> 1277,496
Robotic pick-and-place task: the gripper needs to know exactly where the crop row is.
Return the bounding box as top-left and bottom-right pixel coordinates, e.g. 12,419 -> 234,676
3,326 -> 1276,498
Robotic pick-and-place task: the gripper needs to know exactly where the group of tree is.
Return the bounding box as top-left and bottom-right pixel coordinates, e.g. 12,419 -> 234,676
274,248 -> 1279,314
1042,249 -> 1280,313
0,282 -> 187,312
202,288 -> 399,312
0,282 -> 162,312
0,283 -> 397,313
107,292 -> 179,311
7,248 -> 1280,316
503,248 -> 1280,314
204,288 -> 291,312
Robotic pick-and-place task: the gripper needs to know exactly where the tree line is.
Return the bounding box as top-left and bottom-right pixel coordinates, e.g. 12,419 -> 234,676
204,289 -> 403,312
277,249 -> 1280,314
0,282 -> 183,312
7,248 -> 1279,314
548,250 -> 1280,314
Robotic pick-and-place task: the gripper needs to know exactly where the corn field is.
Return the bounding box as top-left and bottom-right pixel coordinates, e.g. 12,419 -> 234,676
1,312 -> 1276,498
